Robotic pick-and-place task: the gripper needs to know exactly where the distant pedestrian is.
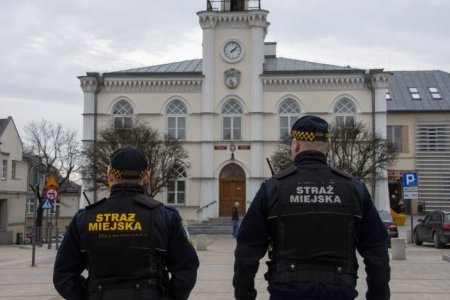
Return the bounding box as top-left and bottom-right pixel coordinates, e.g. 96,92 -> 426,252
232,202 -> 240,238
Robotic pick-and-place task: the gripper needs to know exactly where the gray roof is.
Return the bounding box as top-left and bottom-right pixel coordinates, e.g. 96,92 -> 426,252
0,117 -> 11,137
387,71 -> 450,111
113,59 -> 202,75
110,57 -> 361,75
263,57 -> 362,73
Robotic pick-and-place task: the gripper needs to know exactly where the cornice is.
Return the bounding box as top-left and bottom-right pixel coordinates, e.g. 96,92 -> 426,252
262,74 -> 366,91
102,78 -> 203,92
79,76 -> 99,93
370,72 -> 391,89
198,10 -> 269,30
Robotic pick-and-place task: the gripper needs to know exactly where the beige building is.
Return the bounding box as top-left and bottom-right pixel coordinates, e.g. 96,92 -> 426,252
79,0 -> 391,220
386,71 -> 450,212
0,116 -> 81,244
0,116 -> 28,244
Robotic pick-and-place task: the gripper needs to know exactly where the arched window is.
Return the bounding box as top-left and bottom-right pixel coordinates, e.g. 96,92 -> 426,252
333,98 -> 356,126
112,100 -> 133,129
278,99 -> 301,140
166,99 -> 187,140
222,99 -> 242,140
167,165 -> 186,205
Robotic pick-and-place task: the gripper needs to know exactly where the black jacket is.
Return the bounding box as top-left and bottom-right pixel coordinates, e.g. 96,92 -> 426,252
233,151 -> 390,300
53,184 -> 199,300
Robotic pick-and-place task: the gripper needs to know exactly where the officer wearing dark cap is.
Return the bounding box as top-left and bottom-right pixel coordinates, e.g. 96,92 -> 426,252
53,145 -> 199,300
234,115 -> 390,300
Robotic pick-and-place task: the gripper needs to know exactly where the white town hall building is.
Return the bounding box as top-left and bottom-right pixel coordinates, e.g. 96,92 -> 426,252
79,0 -> 391,220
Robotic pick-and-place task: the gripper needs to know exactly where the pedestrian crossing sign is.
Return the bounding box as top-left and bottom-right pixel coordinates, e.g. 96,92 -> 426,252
42,199 -> 54,209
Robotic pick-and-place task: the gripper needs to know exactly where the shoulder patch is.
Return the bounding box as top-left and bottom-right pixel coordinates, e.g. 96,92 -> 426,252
85,198 -> 106,210
134,194 -> 163,209
330,167 -> 353,179
274,165 -> 297,180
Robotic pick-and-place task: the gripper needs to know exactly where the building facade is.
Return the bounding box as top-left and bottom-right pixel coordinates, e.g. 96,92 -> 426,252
386,71 -> 450,212
79,0 -> 391,220
0,117 -> 28,244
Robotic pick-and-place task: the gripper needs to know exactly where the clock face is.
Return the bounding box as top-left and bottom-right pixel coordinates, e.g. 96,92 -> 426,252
224,41 -> 242,60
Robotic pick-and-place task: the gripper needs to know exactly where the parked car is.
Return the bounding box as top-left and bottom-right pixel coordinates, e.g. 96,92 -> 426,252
378,210 -> 398,245
414,210 -> 450,249
42,234 -> 65,244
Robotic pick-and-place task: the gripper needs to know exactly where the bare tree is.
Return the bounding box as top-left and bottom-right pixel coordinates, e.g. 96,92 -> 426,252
82,119 -> 190,198
269,121 -> 398,181
329,122 -> 398,181
24,119 -> 81,187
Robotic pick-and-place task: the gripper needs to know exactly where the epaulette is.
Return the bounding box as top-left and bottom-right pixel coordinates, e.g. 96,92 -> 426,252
330,167 -> 353,179
274,165 -> 297,180
85,198 -> 107,210
134,194 -> 163,209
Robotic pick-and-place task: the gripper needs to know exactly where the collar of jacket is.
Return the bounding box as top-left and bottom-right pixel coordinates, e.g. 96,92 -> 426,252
110,184 -> 146,196
294,150 -> 328,167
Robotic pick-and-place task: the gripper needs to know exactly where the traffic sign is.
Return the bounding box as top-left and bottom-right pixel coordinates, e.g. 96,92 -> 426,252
402,171 -> 418,199
42,199 -> 54,209
44,188 -> 58,200
402,172 -> 418,187
44,176 -> 59,188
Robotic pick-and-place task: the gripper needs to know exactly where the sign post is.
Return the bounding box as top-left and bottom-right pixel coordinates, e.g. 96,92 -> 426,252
402,171 -> 418,243
43,176 -> 59,249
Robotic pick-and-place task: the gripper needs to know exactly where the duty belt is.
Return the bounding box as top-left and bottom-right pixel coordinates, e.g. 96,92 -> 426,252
269,262 -> 357,288
88,278 -> 164,298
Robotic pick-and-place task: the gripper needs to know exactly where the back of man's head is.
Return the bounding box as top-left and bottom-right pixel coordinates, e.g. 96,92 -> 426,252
109,145 -> 148,180
290,115 -> 331,155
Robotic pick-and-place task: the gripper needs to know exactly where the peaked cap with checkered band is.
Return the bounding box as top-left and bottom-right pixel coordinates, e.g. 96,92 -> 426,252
109,146 -> 148,179
291,115 -> 331,142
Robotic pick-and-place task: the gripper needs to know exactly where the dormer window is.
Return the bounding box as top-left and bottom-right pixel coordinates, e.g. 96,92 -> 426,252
409,87 -> 421,100
386,89 -> 392,101
428,87 -> 442,100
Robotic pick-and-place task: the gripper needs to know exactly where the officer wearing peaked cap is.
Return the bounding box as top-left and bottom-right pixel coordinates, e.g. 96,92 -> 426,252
233,115 -> 390,300
54,145 -> 199,300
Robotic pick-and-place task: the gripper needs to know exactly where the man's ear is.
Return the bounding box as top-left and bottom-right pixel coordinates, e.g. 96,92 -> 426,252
142,170 -> 150,184
107,169 -> 114,188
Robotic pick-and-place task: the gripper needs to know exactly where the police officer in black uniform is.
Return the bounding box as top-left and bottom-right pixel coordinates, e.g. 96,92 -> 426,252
53,146 -> 199,300
233,115 -> 390,300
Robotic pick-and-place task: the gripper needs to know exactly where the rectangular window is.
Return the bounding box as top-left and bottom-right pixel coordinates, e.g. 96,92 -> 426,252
26,197 -> 35,215
178,117 -> 186,140
11,161 -> 17,179
1,160 -> 7,180
50,202 -> 60,216
386,89 -> 392,100
428,87 -> 442,100
409,87 -> 421,100
223,116 -> 241,140
167,180 -> 185,205
387,126 -> 403,152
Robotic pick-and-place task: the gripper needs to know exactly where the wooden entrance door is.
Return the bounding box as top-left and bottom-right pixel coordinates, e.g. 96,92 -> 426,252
219,180 -> 246,217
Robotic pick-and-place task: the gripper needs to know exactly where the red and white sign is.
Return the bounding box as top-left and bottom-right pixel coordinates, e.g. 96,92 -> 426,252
44,188 -> 58,200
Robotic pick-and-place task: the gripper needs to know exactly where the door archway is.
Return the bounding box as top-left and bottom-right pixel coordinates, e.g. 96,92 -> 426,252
219,163 -> 246,217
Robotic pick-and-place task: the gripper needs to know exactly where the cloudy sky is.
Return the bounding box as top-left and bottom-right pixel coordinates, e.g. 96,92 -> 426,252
1,0 -> 449,139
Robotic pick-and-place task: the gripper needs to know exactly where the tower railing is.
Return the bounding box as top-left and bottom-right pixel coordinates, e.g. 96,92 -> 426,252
206,0 -> 261,12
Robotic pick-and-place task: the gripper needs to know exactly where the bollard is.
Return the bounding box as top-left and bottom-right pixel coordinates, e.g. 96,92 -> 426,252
406,229 -> 413,244
391,238 -> 406,260
196,234 -> 207,251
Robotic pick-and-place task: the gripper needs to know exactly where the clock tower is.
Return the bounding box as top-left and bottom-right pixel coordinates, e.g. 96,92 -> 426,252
197,1 -> 270,212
